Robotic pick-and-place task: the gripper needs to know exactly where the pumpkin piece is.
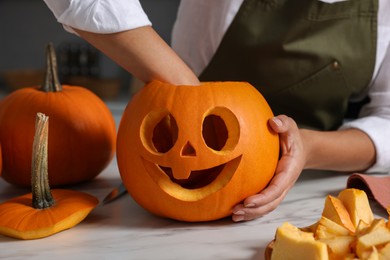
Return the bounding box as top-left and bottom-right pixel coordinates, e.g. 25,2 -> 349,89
117,80 -> 279,222
318,236 -> 355,259
271,222 -> 328,260
337,188 -> 374,228
314,217 -> 355,259
0,113 -> 98,240
379,242 -> 390,258
365,219 -> 387,234
322,195 -> 355,233
360,246 -> 379,260
300,221 -> 319,234
388,216 -> 390,230
355,218 -> 387,240
315,216 -> 352,240
356,219 -> 372,237
343,254 -> 360,260
0,43 -> 116,187
356,225 -> 390,258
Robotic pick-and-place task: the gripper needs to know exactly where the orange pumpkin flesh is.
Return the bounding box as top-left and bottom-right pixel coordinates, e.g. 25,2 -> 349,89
117,80 -> 279,222
0,43 -> 116,187
0,113 -> 98,240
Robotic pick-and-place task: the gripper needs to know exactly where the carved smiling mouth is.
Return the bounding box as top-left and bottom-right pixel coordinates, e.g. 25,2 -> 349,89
142,156 -> 242,201
159,164 -> 226,189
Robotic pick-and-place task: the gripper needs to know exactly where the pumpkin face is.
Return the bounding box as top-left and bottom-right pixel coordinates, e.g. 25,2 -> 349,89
117,80 -> 279,222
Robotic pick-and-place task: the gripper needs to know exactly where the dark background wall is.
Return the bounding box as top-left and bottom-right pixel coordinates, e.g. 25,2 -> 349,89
0,0 -> 180,100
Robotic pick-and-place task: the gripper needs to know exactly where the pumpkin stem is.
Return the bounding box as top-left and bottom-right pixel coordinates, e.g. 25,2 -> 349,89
32,113 -> 55,209
41,42 -> 62,92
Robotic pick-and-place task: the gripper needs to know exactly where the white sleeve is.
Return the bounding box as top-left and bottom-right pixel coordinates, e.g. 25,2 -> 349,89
340,43 -> 390,173
43,0 -> 152,35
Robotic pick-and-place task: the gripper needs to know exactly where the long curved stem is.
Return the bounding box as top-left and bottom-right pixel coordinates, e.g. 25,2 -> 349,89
32,113 -> 55,209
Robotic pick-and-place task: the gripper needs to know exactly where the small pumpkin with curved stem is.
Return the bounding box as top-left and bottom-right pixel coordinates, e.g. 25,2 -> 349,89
0,43 -> 116,187
117,80 -> 279,222
0,113 -> 98,240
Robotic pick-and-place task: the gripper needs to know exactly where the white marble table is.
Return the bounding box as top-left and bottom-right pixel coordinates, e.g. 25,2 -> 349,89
0,102 -> 387,260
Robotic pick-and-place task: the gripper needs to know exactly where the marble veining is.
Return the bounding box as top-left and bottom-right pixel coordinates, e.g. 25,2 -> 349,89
0,103 -> 387,260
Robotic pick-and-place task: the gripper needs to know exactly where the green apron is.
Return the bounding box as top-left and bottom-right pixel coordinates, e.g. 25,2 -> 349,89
199,0 -> 378,130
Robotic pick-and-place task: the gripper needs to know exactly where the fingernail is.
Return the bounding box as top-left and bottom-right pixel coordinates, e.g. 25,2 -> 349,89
272,117 -> 283,127
234,210 -> 245,215
245,203 -> 256,208
234,216 -> 245,222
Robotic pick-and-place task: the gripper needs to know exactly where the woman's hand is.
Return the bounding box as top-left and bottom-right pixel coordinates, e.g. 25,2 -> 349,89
232,115 -> 307,222
231,113 -> 376,222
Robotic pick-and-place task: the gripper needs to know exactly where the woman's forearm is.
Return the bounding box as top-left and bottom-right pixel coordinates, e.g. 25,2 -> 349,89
73,26 -> 200,85
301,128 -> 376,172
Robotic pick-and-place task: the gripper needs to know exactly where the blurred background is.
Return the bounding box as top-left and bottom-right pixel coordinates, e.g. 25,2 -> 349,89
0,0 -> 180,102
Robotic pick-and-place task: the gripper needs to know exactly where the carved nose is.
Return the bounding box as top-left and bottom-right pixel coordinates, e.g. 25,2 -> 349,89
181,141 -> 196,157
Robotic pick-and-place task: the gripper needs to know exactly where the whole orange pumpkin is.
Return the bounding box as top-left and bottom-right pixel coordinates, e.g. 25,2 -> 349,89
0,43 -> 116,187
117,80 -> 279,222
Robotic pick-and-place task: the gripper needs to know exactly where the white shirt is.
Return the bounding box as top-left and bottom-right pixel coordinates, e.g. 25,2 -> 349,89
43,0 -> 151,34
43,0 -> 390,173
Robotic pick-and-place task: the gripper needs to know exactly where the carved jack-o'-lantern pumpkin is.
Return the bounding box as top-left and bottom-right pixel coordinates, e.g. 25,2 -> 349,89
117,80 -> 279,222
